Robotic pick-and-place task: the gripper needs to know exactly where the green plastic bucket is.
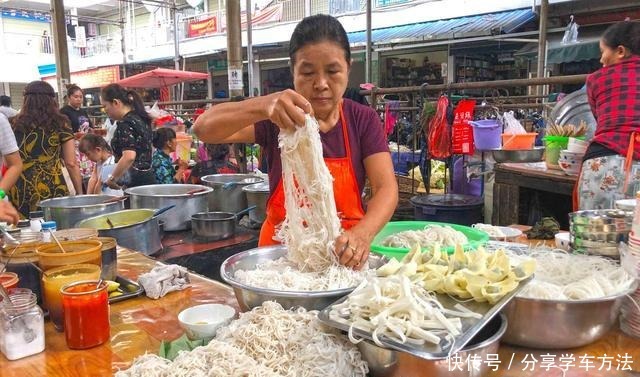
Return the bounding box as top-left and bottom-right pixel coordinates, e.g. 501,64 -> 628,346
370,221 -> 490,260
543,136 -> 585,167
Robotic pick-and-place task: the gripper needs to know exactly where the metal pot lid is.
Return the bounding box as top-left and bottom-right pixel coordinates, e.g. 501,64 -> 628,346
410,194 -> 484,207
242,182 -> 270,193
201,174 -> 265,185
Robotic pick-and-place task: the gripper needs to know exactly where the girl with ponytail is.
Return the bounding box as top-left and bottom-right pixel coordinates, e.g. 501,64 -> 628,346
100,83 -> 156,189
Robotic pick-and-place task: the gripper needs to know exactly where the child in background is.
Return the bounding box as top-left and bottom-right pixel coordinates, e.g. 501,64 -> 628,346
79,134 -> 123,196
152,127 -> 188,184
190,144 -> 240,184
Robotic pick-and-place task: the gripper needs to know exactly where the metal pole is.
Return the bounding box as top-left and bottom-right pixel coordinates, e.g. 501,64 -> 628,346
50,0 -> 70,105
365,0 -> 372,84
536,0 -> 549,96
304,0 -> 311,17
119,1 -> 127,78
172,0 -> 180,70
246,0 -> 254,97
226,0 -> 244,98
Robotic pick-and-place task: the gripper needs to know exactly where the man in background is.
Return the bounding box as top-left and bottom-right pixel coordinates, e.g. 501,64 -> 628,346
0,96 -> 18,119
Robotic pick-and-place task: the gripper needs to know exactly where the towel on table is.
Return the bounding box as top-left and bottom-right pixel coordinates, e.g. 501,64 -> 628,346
138,264 -> 190,299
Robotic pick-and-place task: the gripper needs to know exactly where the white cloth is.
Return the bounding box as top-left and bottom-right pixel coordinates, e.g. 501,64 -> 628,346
96,155 -> 123,196
138,264 -> 190,300
0,113 -> 18,157
0,106 -> 18,119
104,119 -> 118,144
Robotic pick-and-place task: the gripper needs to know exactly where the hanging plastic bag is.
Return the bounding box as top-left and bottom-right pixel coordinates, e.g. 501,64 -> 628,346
427,96 -> 451,159
503,111 -> 526,134
562,15 -> 579,44
451,99 -> 476,155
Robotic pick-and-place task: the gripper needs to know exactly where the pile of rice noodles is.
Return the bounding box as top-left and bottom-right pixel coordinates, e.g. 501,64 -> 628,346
382,224 -> 468,249
505,248 -> 635,300
275,114 -> 342,272
117,302 -> 368,377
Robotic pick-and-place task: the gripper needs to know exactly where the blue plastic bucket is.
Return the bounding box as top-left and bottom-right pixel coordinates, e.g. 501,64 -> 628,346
470,120 -> 502,150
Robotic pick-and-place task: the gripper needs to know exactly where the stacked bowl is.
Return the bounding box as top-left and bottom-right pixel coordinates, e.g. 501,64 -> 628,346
558,137 -> 589,176
570,209 -> 633,257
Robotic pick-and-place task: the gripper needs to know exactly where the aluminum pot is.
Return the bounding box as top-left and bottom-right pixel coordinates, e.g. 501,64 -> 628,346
125,184 -> 212,231
76,209 -> 162,256
242,182 -> 270,224
220,245 -> 387,312
358,313 -> 507,377
201,174 -> 264,213
502,284 -> 636,349
191,212 -> 236,241
38,195 -> 126,230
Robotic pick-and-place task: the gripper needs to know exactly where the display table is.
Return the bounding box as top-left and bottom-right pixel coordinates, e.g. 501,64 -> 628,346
1,240 -> 638,377
492,163 -> 577,227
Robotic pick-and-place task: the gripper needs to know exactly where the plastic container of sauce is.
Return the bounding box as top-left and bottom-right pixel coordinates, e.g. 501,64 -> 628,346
61,280 -> 110,349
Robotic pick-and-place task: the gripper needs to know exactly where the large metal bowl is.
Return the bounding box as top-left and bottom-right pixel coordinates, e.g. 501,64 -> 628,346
490,147 -> 545,163
201,174 -> 264,213
38,195 -> 126,230
502,284 -> 636,349
358,313 -> 507,377
220,245 -> 386,312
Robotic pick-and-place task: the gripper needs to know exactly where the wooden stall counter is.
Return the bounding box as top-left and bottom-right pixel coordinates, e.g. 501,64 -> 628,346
0,248 -> 238,377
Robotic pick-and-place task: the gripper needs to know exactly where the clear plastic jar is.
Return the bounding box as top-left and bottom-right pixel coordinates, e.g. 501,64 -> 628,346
0,288 -> 45,360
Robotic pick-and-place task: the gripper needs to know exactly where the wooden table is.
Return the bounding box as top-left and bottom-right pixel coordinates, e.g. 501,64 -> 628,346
2,241 -> 639,377
492,163 -> 577,227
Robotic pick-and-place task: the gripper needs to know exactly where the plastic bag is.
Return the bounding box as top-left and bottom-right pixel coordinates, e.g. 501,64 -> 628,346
427,96 -> 451,159
147,101 -> 162,120
561,15 -> 579,44
503,111 -> 526,135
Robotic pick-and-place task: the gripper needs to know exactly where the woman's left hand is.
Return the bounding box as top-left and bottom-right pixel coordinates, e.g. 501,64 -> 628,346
334,228 -> 372,270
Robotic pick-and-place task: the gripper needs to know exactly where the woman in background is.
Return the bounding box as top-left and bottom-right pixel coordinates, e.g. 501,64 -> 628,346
190,143 -> 240,183
101,84 -> 156,190
61,84 -> 94,178
152,127 -> 187,184
9,81 -> 82,218
575,21 -> 640,210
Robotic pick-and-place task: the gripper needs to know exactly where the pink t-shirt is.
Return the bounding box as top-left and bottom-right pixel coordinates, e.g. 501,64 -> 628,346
254,99 -> 388,196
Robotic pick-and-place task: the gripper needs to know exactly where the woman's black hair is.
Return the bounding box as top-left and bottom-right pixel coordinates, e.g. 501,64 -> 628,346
152,127 -> 176,150
66,84 -> 83,98
101,83 -> 152,125
289,14 -> 351,68
206,143 -> 230,161
79,133 -> 111,154
13,80 -> 71,133
601,21 -> 640,56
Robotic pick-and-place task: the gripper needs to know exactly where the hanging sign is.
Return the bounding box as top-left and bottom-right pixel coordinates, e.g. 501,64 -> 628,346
187,16 -> 218,38
75,26 -> 87,48
228,69 -> 244,91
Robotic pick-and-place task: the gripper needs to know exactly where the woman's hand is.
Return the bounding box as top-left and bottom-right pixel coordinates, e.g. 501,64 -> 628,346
0,201 -> 19,225
334,228 -> 373,270
265,89 -> 313,131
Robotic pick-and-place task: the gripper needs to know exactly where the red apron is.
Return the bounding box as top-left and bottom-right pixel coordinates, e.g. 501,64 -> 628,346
258,104 -> 365,246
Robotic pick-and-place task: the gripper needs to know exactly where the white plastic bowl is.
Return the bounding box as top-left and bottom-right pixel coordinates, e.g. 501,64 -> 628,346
178,303 -> 235,340
554,232 -> 570,251
615,199 -> 636,211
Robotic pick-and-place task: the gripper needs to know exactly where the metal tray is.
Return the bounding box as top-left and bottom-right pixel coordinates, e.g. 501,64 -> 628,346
109,275 -> 144,303
318,276 -> 532,360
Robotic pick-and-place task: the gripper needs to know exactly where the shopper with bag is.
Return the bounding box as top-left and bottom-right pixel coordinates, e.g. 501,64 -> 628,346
8,81 -> 83,218
575,21 -> 640,210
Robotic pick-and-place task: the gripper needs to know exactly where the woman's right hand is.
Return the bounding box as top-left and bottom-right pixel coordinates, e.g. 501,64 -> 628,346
0,201 -> 19,225
265,89 -> 313,131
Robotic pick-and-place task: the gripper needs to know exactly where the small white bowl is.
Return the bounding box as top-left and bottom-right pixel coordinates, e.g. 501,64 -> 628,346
567,138 -> 589,153
555,232 -> 571,251
615,199 -> 636,211
491,226 -> 523,241
178,303 -> 235,340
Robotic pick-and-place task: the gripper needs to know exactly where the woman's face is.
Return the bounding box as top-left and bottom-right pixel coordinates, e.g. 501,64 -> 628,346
69,90 -> 84,108
292,41 -> 350,118
83,147 -> 102,163
599,39 -> 627,67
102,98 -> 123,121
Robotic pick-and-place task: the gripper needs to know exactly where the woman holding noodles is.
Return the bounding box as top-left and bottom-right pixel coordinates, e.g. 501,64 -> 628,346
194,14 -> 397,269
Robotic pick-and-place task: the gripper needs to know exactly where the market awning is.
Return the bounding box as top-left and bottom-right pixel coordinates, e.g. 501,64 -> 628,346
514,33 -> 601,64
347,8 -> 536,46
116,68 -> 209,88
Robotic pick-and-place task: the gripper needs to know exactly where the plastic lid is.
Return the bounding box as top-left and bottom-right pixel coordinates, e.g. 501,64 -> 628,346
41,221 -> 57,230
17,220 -> 30,228
29,210 -> 44,219
410,194 -> 484,208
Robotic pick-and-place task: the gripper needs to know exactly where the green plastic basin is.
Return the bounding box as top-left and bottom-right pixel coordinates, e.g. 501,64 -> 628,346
370,221 -> 490,260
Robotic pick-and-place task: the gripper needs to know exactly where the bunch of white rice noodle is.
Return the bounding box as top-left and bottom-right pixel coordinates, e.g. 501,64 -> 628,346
116,301 -> 368,377
505,248 -> 635,300
382,224 -> 468,249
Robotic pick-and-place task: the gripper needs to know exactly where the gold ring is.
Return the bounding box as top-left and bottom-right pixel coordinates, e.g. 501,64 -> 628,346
348,245 -> 357,252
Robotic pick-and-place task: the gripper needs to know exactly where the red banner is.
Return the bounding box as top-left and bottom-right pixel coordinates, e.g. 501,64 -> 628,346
188,16 -> 217,38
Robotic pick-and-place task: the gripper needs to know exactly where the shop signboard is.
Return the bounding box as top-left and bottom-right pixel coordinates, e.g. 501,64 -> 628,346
208,59 -> 228,72
188,16 -> 218,38
42,66 -> 120,90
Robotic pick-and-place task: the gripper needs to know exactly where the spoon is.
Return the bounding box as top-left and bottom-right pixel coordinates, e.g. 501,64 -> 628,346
106,218 -> 115,229
0,275 -> 36,343
0,226 -> 18,245
48,230 -> 66,253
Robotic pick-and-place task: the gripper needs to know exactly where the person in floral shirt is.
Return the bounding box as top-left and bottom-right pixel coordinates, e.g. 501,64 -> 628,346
152,127 -> 187,184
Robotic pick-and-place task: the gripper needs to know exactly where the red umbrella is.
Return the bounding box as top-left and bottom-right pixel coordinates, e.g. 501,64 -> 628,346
116,68 -> 209,88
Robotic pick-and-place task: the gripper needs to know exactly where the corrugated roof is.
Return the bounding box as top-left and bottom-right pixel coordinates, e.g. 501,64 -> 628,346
348,8 -> 536,45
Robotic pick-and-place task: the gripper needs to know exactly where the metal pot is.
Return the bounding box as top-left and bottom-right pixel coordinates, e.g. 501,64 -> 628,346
125,184 -> 212,231
38,195 -> 126,230
242,182 -> 270,224
191,212 -> 236,241
358,313 -> 507,377
201,174 -> 264,213
76,209 -> 162,256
